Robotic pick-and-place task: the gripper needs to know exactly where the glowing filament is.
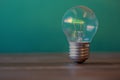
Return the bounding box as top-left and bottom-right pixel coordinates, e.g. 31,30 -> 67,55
64,17 -> 85,25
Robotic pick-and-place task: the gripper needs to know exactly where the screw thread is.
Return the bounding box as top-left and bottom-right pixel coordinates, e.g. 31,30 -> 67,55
69,42 -> 89,63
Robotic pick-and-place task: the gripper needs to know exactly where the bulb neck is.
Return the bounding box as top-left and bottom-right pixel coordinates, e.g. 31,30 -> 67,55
69,42 -> 90,64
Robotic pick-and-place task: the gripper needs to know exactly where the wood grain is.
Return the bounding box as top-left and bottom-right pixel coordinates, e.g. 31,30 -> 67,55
0,53 -> 120,80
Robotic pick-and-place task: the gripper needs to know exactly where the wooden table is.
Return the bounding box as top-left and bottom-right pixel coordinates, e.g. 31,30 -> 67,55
0,53 -> 120,80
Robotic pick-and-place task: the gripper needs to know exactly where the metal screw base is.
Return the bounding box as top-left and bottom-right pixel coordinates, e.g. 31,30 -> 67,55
69,42 -> 89,64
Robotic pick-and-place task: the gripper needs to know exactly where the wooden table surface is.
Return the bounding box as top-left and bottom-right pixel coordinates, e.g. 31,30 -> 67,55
0,53 -> 120,80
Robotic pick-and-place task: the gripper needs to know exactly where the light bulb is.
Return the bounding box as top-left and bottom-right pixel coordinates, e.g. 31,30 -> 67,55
62,6 -> 98,63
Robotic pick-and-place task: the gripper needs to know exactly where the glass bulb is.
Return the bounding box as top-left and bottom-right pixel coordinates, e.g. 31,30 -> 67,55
62,6 -> 98,63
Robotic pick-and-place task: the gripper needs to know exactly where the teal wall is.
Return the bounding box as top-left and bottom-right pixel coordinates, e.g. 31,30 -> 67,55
0,0 -> 120,53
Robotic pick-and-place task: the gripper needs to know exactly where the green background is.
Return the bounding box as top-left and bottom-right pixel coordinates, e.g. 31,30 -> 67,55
0,0 -> 120,53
